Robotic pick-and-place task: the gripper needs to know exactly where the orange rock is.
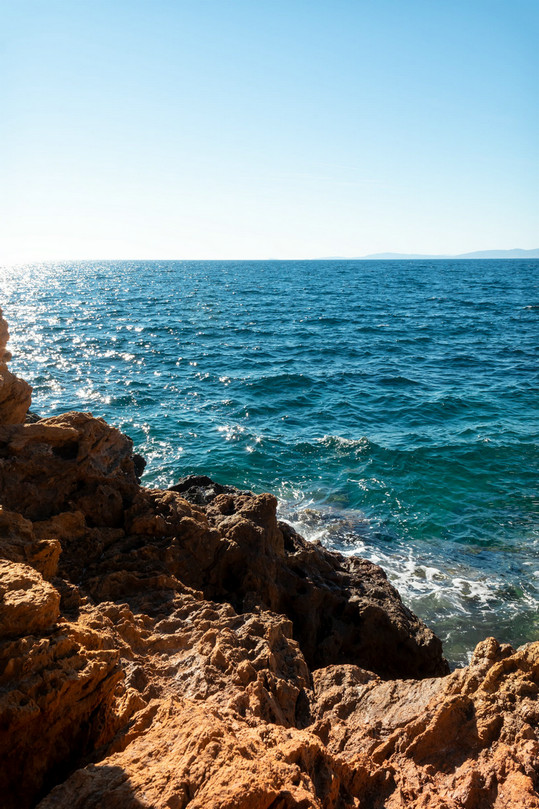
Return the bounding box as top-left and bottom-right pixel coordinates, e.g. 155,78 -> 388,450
0,507 -> 61,579
0,412 -> 140,521
0,560 -> 60,638
0,574 -> 122,809
310,638 -> 539,808
0,307 -> 32,424
37,698 -> 357,809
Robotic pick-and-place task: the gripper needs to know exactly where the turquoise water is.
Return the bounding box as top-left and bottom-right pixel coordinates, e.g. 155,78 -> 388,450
1,259 -> 538,665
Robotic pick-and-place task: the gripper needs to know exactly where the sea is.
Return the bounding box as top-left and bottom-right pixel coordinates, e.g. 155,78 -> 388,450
1,259 -> 537,667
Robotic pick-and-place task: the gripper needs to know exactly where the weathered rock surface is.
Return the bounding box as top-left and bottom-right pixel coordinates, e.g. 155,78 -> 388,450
0,562 -> 123,809
169,473 -> 251,505
39,698 -> 354,809
0,412 -> 140,522
35,636 -> 539,809
0,308 -> 537,809
0,306 -> 32,424
70,486 -> 446,679
310,637 -> 539,808
0,506 -> 61,579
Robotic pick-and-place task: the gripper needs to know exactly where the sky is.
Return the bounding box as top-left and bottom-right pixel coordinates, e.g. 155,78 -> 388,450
1,0 -> 538,261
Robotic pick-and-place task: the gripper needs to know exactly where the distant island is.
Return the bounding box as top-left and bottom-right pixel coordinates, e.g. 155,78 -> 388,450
321,248 -> 539,260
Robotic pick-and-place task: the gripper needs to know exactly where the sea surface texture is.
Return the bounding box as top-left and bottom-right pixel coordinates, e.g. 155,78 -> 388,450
2,259 -> 537,665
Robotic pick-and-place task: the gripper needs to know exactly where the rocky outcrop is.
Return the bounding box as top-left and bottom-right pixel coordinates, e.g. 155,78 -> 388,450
310,637 -> 539,808
34,635 -> 539,809
0,560 -> 123,809
0,307 -> 32,424
0,413 -> 140,522
0,308 -> 537,809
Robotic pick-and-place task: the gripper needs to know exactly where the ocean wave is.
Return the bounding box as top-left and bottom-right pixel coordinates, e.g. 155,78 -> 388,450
377,375 -> 423,386
278,500 -> 539,667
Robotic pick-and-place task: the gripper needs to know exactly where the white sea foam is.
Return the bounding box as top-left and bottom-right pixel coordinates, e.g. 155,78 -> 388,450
277,498 -> 539,666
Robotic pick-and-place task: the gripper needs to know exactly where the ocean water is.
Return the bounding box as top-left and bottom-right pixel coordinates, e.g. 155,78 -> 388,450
1,259 -> 538,666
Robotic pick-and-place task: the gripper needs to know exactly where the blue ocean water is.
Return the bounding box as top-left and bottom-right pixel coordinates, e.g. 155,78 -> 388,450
1,259 -> 538,666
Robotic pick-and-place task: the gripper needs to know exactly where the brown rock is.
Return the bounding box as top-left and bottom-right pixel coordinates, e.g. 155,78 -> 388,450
0,307 -> 32,424
117,487 -> 448,678
94,593 -> 311,728
0,412 -> 140,521
0,560 -> 60,638
38,698 -> 357,809
0,587 -> 123,808
35,639 -> 539,809
0,307 -> 11,364
0,506 -> 61,579
309,637 -> 539,808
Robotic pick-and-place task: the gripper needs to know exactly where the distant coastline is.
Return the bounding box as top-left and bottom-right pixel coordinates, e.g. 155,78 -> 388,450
321,248 -> 539,260
5,249 -> 539,265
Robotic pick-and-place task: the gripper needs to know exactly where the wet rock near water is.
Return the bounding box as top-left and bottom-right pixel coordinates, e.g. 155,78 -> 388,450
169,473 -> 252,506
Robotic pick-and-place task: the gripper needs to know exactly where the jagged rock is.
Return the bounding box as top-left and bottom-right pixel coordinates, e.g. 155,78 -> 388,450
0,560 -> 60,638
0,309 -> 10,365
310,637 -> 539,808
132,452 -> 146,482
118,487 -> 448,678
169,473 -> 251,505
35,639 -> 539,809
0,565 -> 123,809
0,412 -> 140,522
38,697 -> 356,809
0,307 -> 32,424
0,506 -> 61,579
93,593 -> 312,728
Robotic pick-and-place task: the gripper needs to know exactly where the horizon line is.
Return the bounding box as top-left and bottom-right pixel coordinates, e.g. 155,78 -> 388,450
2,248 -> 539,265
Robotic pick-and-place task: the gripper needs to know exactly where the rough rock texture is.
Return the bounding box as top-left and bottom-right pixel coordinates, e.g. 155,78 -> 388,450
0,413 -> 140,522
0,307 -> 32,424
310,637 -> 539,808
169,473 -> 252,505
0,561 -> 123,808
0,309 -> 537,809
39,698 -> 355,809
36,637 -> 539,809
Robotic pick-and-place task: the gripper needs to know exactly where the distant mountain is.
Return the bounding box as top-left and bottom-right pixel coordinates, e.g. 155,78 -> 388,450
358,248 -> 539,260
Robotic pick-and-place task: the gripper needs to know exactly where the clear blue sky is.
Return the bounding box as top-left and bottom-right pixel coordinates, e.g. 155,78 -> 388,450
1,0 -> 537,261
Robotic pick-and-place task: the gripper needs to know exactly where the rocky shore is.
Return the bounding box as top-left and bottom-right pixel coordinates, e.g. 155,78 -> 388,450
1,306 -> 538,809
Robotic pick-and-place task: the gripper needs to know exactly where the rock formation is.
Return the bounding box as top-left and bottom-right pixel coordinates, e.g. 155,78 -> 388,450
0,307 -> 32,424
0,307 -> 537,808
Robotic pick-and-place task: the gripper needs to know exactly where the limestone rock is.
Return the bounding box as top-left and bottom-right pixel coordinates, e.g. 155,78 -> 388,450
119,486 -> 448,678
0,412 -> 140,521
0,307 -> 32,424
0,575 -> 123,809
37,639 -> 539,809
38,697 -> 357,809
0,560 -> 60,638
94,593 -> 312,728
0,506 -> 61,579
310,637 -> 539,808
